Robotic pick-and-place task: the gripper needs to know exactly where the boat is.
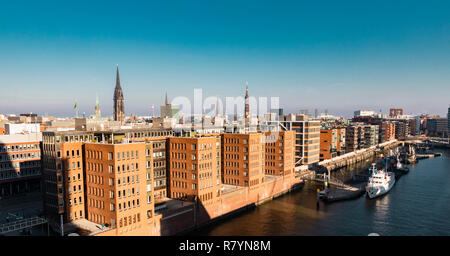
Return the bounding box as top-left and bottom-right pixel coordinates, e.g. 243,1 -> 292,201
396,155 -> 409,174
366,163 -> 396,199
407,145 -> 417,164
407,154 -> 416,164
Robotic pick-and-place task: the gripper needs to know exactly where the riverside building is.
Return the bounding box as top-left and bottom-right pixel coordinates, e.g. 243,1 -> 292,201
221,133 -> 265,187
41,128 -> 172,235
0,132 -> 42,197
264,131 -> 295,176
319,127 -> 345,160
280,114 -> 320,167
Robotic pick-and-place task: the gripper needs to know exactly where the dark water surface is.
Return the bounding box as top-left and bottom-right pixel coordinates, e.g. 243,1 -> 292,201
194,149 -> 450,236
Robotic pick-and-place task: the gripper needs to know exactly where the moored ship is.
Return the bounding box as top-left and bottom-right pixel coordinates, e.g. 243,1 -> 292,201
366,163 -> 396,199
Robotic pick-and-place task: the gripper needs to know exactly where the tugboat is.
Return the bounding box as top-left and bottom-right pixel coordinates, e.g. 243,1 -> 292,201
396,155 -> 409,174
407,145 -> 417,164
366,163 -> 396,199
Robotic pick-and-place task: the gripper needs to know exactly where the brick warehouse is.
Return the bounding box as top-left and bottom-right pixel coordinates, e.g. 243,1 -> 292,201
41,128 -> 303,236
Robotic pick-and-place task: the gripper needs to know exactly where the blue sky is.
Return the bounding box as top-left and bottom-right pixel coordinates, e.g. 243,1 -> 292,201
0,0 -> 449,117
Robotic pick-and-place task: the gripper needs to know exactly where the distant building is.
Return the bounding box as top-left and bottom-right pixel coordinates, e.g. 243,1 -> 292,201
354,110 -> 377,117
320,127 -> 345,160
345,125 -> 362,152
380,122 -> 396,143
160,93 -> 180,118
426,117 -> 448,137
408,118 -> 419,136
94,95 -> 101,118
362,125 -> 379,148
448,107 -> 450,136
4,123 -> 40,135
389,108 -> 403,118
345,123 -> 378,152
394,121 -> 409,140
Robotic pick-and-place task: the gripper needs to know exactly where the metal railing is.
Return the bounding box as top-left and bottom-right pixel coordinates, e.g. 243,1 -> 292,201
0,216 -> 48,234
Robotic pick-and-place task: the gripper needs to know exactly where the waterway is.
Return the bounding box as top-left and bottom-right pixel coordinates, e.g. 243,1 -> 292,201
194,148 -> 450,236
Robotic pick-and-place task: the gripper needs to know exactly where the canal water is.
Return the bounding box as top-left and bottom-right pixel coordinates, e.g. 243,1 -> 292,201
194,148 -> 450,236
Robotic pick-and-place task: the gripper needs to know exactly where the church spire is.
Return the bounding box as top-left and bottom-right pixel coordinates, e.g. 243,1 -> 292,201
115,64 -> 121,90
113,64 -> 124,122
94,93 -> 101,117
245,81 -> 249,120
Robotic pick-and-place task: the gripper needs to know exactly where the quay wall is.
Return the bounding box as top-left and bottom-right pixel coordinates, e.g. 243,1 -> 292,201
152,174 -> 303,236
316,140 -> 400,172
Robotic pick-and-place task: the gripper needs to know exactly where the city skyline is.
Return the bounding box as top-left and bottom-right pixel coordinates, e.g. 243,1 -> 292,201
1,0 -> 450,117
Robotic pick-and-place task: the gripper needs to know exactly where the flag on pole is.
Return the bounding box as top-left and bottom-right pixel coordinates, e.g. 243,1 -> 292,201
74,101 -> 77,110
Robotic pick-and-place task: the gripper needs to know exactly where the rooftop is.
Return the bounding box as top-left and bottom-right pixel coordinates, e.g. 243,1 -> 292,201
0,133 -> 42,144
64,218 -> 111,236
155,198 -> 194,214
221,184 -> 244,195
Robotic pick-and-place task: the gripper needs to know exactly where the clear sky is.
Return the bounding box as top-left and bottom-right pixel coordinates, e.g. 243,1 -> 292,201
1,0 -> 449,117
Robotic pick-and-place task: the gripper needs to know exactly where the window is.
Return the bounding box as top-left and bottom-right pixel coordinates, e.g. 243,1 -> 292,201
108,152 -> 113,160
146,184 -> 151,192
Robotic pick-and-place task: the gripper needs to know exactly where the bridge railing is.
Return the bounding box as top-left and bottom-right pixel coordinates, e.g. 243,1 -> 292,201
0,216 -> 48,234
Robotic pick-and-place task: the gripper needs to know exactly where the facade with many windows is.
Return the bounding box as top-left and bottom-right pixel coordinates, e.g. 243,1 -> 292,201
0,133 -> 42,197
168,136 -> 220,204
221,133 -> 265,187
41,129 -> 168,235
